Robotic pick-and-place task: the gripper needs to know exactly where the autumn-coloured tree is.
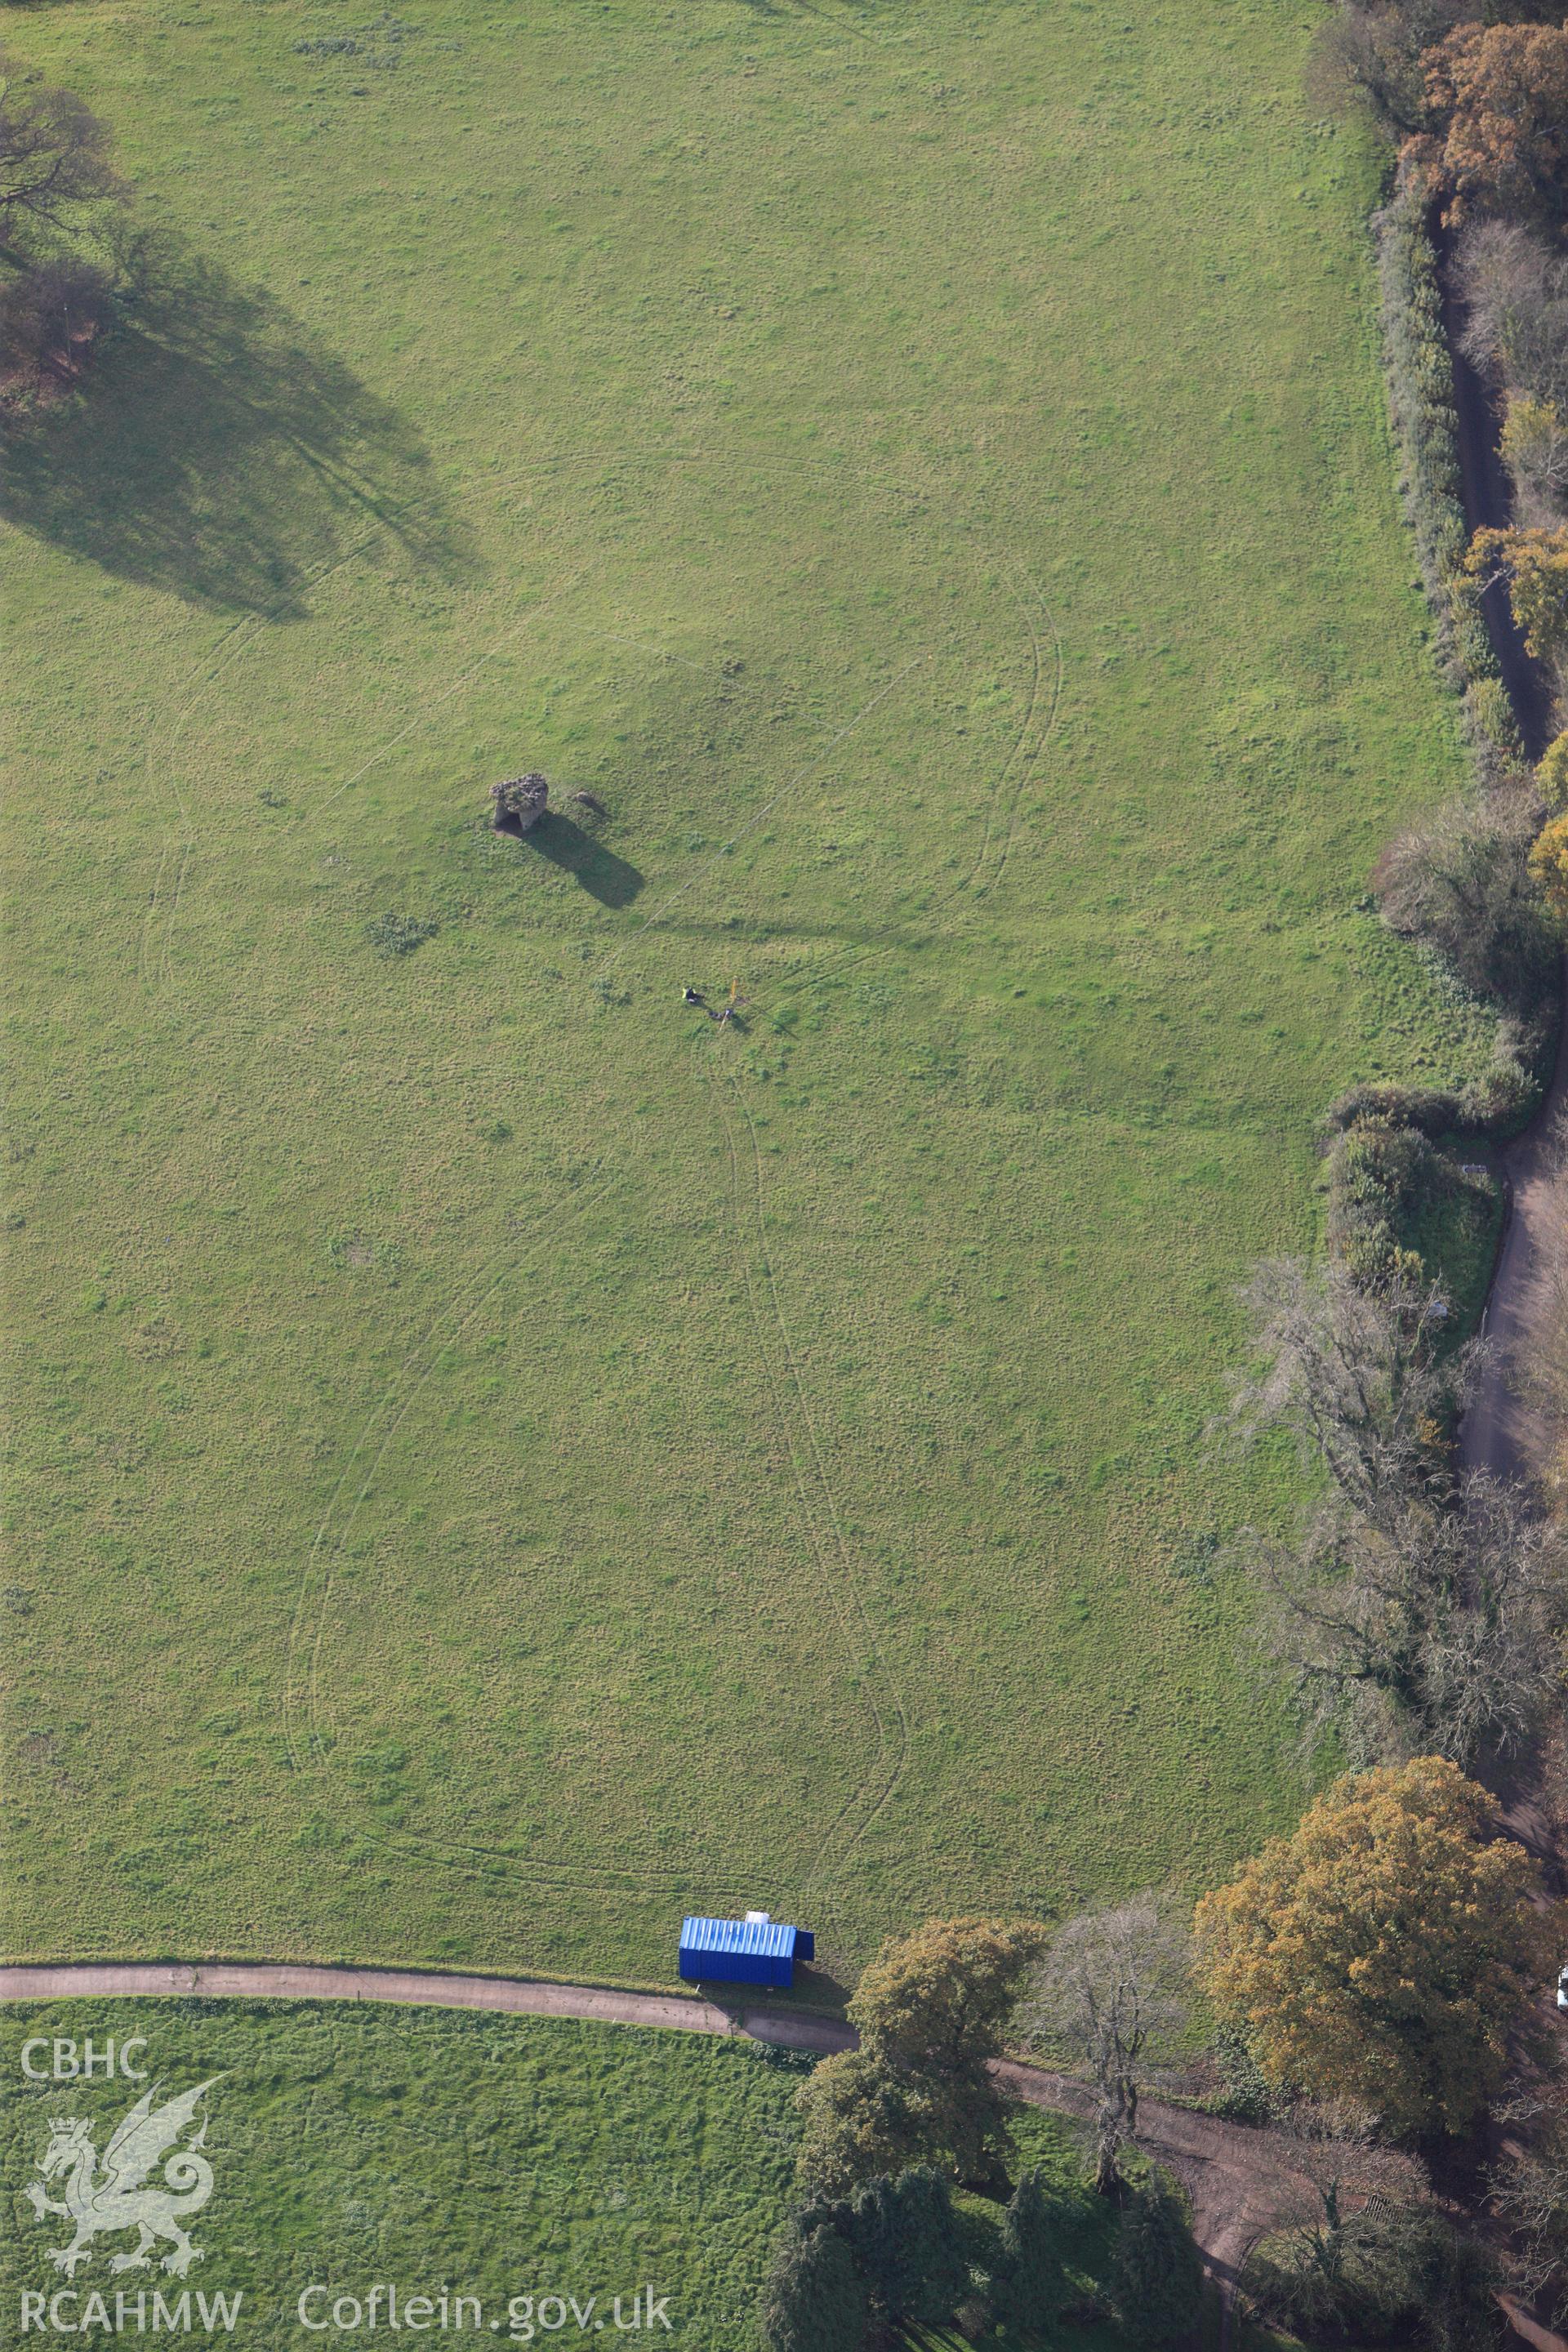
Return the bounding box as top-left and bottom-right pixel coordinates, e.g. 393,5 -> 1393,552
1503,393 -> 1568,514
1539,731 -> 1568,813
1530,810 -> 1568,922
1424,24 -> 1568,226
793,2051 -> 933,2201
795,1917 -> 1045,2197
849,1915 -> 1046,2078
1192,1757 -> 1560,2136
1467,523 -> 1568,666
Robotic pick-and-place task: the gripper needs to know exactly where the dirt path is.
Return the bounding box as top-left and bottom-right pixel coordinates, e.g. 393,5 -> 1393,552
0,1959 -> 1304,2332
1459,1006 -> 1566,1493
1444,215 -> 1563,1496
1441,245 -> 1552,764
991,2059 -> 1309,2326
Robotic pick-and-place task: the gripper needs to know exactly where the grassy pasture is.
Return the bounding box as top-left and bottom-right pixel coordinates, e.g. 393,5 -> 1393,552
0,1998 -> 1130,2350
1,0 -> 1508,1983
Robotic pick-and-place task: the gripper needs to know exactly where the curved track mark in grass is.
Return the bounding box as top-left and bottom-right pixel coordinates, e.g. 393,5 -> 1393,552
136,840 -> 172,996
158,839 -> 194,991
704,1050 -> 905,1885
705,1048 -> 912,1894
932,557 -> 1059,914
989,568 -> 1063,897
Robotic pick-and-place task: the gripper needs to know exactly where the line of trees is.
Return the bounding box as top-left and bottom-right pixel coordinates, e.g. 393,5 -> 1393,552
1226,1256 -> 1568,1765
1376,13 -> 1568,1009
1261,20 -> 1568,2321
1311,7 -> 1568,1299
764,13 -> 1568,2343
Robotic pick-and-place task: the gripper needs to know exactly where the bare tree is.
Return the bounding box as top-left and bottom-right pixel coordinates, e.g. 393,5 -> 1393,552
1375,789 -> 1553,1013
1502,391 -> 1568,523
1278,2098 -> 1426,2256
1243,2100 -> 1433,2340
1514,1115 -> 1568,1490
1306,3 -> 1472,136
1493,2077 -> 1568,2322
0,60 -> 122,243
1225,1259 -> 1566,1765
1225,1258 -> 1478,1523
1250,1472 -> 1567,1765
1459,214 -> 1568,413
1022,1895 -> 1189,2195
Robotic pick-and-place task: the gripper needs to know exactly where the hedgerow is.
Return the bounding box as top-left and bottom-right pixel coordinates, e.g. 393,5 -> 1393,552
1330,165 -> 1557,1294
1375,174 -> 1510,755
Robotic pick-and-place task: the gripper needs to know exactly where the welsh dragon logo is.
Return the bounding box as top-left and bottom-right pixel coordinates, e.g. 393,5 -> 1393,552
26,2079 -> 220,2278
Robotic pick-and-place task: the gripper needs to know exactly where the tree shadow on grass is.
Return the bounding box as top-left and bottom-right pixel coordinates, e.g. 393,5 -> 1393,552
0,232 -> 480,615
508,811 -> 644,908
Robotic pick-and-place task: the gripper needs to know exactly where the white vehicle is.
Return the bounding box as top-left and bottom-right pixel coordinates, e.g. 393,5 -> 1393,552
1557,1965 -> 1568,2011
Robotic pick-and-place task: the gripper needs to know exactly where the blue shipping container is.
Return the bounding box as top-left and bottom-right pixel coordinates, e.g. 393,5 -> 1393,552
678,1915 -> 816,1989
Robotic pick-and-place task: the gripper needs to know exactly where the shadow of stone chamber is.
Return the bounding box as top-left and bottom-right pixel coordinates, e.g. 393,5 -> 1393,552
508,810 -> 644,908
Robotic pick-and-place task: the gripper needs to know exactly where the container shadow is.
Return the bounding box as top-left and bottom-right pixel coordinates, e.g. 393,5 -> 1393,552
1,230 -> 479,616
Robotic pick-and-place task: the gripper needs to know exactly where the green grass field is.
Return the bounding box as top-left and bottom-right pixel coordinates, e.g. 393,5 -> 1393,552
1,0 -> 1508,1984
0,1999 -> 1129,2350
